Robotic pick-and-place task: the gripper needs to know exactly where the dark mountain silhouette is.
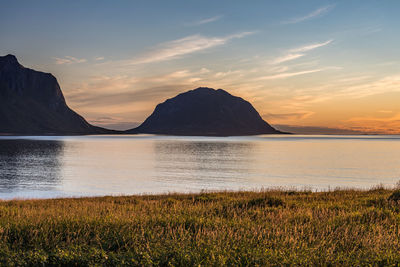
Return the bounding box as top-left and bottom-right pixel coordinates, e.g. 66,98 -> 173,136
0,54 -> 111,135
128,87 -> 284,136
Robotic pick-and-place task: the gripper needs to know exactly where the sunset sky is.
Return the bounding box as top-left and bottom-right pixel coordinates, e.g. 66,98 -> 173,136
1,0 -> 400,133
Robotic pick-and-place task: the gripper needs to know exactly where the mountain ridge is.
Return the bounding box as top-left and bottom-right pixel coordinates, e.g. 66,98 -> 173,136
1,55 -> 286,136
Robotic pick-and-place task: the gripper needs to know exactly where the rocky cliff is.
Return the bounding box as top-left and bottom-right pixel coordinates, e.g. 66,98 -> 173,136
0,54 -> 110,135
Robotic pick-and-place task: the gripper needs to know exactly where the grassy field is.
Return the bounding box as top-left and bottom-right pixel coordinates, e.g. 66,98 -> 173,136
0,188 -> 400,266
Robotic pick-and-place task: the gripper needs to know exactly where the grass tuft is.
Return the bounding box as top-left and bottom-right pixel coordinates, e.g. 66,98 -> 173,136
388,190 -> 400,203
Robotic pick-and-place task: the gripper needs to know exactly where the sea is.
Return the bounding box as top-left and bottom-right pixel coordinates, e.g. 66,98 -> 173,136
0,134 -> 399,199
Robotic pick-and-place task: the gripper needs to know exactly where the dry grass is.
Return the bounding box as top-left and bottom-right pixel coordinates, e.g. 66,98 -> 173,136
0,188 -> 400,266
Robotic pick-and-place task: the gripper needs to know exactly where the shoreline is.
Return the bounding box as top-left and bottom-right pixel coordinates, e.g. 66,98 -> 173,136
0,185 -> 398,202
2,133 -> 400,137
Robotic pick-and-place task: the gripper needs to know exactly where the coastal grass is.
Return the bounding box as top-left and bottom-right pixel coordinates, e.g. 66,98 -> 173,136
0,188 -> 400,266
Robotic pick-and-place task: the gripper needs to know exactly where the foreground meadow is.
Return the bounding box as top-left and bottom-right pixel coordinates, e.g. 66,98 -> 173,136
0,188 -> 400,266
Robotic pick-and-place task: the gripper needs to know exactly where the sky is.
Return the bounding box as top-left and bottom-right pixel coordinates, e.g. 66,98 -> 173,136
1,0 -> 400,134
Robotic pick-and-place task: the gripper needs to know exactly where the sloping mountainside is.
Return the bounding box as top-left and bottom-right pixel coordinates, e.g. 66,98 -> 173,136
128,87 -> 284,136
0,54 -> 111,135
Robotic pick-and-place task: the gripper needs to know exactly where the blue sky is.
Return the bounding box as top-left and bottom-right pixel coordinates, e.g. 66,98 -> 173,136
1,1 -> 400,133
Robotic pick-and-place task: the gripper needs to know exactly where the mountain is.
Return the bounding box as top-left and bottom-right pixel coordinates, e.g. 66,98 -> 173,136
128,87 -> 284,136
0,54 -> 111,135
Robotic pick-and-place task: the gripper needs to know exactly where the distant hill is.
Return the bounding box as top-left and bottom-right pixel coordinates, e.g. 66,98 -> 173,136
127,87 -> 284,136
273,124 -> 365,135
0,54 -> 112,135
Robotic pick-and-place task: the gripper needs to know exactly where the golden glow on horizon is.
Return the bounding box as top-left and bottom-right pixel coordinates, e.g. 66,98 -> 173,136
61,69 -> 400,134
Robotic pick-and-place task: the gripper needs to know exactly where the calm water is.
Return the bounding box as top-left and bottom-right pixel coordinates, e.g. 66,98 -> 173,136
0,135 -> 399,199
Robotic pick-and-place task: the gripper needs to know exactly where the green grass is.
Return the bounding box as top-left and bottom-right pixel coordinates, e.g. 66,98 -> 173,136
1,188 -> 400,266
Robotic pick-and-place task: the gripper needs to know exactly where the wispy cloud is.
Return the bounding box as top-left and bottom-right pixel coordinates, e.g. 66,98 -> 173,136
95,56 -> 104,61
257,69 -> 323,80
66,68 -> 210,111
192,15 -> 223,26
337,75 -> 400,98
283,5 -> 334,24
337,75 -> 371,83
127,32 -> 255,65
263,111 -> 314,122
271,53 -> 305,64
268,65 -> 290,73
214,70 -> 242,78
54,56 -> 87,65
270,40 -> 333,65
289,40 -> 333,53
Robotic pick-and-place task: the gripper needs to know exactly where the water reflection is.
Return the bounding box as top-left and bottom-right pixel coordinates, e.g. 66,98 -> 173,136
0,135 -> 399,199
0,140 -> 64,194
153,141 -> 255,188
